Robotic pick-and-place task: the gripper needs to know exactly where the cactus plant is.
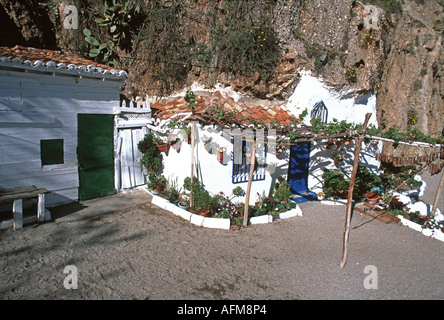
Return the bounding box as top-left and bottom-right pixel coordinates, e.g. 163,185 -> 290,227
80,0 -> 140,68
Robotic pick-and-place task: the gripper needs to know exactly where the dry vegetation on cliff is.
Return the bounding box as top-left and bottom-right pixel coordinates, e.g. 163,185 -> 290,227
0,0 -> 443,139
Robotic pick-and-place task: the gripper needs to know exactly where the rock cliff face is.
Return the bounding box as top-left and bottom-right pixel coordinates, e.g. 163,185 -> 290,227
0,0 -> 443,140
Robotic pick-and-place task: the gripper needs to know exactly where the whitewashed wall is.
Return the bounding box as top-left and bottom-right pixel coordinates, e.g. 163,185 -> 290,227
159,125 -> 288,205
286,71 -> 381,195
0,69 -> 122,206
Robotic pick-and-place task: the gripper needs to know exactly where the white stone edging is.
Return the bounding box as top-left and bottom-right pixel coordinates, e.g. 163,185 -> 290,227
143,187 -> 302,229
397,215 -> 444,243
147,190 -> 230,230
250,206 -> 303,225
320,199 -> 352,206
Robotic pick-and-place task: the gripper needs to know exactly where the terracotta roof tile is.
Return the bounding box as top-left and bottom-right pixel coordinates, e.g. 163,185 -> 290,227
151,91 -> 296,126
0,45 -> 126,78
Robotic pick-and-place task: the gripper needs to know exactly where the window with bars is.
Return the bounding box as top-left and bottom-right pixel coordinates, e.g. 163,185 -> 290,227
232,137 -> 266,184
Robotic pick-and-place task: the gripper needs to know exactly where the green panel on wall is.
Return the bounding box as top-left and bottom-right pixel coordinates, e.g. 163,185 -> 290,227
41,139 -> 64,166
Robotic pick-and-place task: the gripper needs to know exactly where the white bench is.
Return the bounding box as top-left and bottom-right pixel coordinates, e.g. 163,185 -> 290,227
0,186 -> 50,230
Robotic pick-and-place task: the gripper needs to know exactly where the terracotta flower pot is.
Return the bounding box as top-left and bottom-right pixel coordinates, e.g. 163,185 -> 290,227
190,209 -> 210,217
365,192 -> 380,205
198,210 -> 210,217
157,143 -> 168,152
155,182 -> 165,192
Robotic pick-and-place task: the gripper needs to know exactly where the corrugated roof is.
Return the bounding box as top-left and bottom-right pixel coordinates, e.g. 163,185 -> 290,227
0,45 -> 127,79
151,91 -> 296,126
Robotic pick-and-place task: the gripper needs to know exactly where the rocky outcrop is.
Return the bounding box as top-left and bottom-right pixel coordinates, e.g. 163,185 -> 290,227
0,0 -> 443,140
375,1 -> 443,138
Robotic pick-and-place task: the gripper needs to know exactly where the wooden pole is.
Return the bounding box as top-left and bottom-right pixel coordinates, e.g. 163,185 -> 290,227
190,120 -> 196,209
243,141 -> 256,228
340,113 -> 372,269
430,170 -> 444,218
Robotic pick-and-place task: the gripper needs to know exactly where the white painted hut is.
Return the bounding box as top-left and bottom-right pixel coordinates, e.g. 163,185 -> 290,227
148,89 -> 302,205
0,45 -> 149,207
146,79 -> 380,205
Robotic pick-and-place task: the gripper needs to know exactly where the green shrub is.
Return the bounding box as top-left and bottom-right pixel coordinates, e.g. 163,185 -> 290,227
322,169 -> 349,199
273,180 -> 291,203
214,15 -> 280,80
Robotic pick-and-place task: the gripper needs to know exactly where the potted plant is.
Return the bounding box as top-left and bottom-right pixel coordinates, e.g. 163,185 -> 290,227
178,199 -> 189,210
168,135 -> 181,150
365,192 -> 380,205
147,172 -> 158,193
203,135 -> 213,152
189,179 -> 212,216
276,147 -> 284,156
217,147 -> 226,164
155,175 -> 167,192
165,177 -> 182,204
156,136 -> 169,152
183,176 -> 195,194
138,132 -> 165,192
334,153 -> 345,165
273,180 -> 291,203
185,126 -> 192,144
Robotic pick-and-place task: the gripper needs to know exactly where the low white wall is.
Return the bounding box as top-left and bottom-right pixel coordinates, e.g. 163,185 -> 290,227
148,189 -> 303,230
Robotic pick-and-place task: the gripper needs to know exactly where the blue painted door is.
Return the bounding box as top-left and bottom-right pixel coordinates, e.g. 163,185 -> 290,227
287,142 -> 311,194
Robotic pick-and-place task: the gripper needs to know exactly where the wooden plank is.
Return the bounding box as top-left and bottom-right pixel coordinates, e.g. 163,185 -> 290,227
0,79 -> 21,111
120,129 -> 132,189
132,128 -> 145,186
355,203 -> 401,224
0,185 -> 38,196
0,164 -> 79,191
0,188 -> 48,204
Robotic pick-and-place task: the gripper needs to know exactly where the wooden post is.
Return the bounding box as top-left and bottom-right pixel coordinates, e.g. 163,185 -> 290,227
243,140 -> 256,227
190,121 -> 196,209
13,199 -> 23,230
340,113 -> 372,269
430,170 -> 444,218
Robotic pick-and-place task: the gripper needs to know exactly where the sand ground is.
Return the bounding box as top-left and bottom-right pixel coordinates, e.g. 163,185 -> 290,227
0,183 -> 443,300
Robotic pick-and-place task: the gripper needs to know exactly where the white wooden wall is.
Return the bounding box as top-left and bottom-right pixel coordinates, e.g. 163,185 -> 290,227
0,69 -> 122,207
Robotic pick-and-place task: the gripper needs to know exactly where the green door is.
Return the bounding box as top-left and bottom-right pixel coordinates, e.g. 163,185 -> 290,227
78,114 -> 115,201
